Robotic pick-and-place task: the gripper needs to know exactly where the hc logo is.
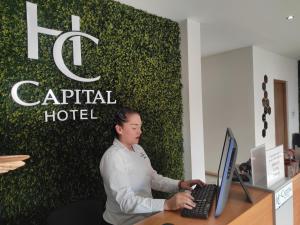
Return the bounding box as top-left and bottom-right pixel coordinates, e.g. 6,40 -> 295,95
26,1 -> 100,82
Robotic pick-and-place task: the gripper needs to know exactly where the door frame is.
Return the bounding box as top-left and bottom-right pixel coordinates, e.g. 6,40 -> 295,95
274,79 -> 288,150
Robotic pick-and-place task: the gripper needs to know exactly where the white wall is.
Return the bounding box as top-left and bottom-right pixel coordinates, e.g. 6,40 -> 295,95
202,47 -> 256,173
180,19 -> 206,181
202,46 -> 299,174
253,46 -> 299,149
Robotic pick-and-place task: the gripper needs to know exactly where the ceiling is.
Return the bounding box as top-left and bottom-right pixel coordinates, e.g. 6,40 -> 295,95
116,0 -> 300,60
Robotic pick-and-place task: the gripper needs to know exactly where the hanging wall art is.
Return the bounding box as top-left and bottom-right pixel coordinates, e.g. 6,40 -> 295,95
262,74 -> 271,137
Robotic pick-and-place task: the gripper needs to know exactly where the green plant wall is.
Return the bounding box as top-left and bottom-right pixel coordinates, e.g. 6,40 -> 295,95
0,0 -> 183,224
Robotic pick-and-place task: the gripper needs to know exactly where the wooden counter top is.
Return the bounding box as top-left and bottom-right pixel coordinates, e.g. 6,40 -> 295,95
293,173 -> 300,225
136,184 -> 273,225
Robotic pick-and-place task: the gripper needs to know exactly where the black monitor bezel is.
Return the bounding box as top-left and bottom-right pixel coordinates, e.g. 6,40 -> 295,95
215,128 -> 237,217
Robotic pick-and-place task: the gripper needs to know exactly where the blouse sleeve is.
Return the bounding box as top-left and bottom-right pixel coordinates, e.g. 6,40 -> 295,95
137,145 -> 180,193
100,152 -> 166,214
150,168 -> 180,193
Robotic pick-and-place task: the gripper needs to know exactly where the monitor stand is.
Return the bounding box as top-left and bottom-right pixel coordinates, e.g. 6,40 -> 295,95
234,167 -> 253,203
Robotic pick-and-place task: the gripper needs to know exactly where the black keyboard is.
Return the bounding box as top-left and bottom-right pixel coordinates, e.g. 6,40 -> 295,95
181,184 -> 217,219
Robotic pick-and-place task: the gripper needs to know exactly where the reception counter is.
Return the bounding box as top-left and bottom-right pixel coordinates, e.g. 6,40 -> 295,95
293,173 -> 300,225
135,184 -> 273,225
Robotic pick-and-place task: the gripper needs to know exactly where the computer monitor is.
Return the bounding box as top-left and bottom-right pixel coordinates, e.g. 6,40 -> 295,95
215,128 -> 252,217
215,128 -> 237,217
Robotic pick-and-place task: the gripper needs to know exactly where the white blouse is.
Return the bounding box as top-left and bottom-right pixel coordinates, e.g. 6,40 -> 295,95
100,138 -> 179,225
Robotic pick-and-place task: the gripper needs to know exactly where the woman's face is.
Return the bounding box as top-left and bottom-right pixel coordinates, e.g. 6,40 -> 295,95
116,113 -> 142,149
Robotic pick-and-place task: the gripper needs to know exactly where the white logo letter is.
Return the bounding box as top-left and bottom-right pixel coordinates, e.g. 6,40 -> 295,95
11,81 -> 40,106
26,1 -> 83,65
53,32 -> 100,82
26,1 -> 62,60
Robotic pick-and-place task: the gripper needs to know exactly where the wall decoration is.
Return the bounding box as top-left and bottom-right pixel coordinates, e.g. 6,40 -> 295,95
0,0 -> 183,224
262,74 -> 271,137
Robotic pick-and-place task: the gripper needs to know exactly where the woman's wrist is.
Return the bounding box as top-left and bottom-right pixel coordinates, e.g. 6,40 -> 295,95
164,199 -> 170,210
178,180 -> 184,190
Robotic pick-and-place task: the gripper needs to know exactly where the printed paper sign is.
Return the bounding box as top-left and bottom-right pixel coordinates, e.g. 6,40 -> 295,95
266,145 -> 285,187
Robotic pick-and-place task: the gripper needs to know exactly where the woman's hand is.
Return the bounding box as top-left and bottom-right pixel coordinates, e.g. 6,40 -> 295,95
179,179 -> 205,190
164,192 -> 196,210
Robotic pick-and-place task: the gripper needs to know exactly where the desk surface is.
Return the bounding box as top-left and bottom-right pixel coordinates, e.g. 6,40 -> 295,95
136,184 -> 273,225
293,173 -> 300,225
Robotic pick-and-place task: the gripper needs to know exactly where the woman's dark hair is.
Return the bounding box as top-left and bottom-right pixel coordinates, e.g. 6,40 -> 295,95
112,107 -> 140,138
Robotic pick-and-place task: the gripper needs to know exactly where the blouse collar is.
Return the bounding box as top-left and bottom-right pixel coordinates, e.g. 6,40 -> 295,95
113,138 -> 135,152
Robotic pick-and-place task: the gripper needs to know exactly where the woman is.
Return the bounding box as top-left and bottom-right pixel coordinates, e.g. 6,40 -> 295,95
100,107 -> 204,225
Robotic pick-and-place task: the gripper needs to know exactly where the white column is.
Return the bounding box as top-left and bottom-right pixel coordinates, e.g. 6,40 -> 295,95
180,19 -> 205,181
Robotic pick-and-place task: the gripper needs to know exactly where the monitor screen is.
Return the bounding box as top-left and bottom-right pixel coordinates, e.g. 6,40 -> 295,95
215,128 -> 238,217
